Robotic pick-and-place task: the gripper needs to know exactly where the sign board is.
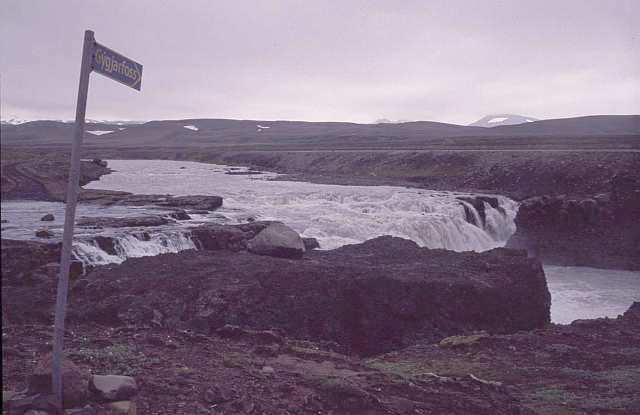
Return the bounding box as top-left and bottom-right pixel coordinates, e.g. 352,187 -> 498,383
92,42 -> 143,90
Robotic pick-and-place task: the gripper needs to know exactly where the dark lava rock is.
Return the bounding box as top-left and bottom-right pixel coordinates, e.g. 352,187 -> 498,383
28,353 -> 90,408
507,174 -> 640,270
72,236 -> 550,356
93,235 -> 118,255
40,213 -> 54,221
1,239 -> 83,322
303,237 -> 320,250
35,229 -> 53,238
2,239 -> 61,282
190,221 -> 273,251
156,195 -> 223,211
91,158 -> 108,168
5,393 -> 59,415
79,191 -> 224,212
225,170 -> 264,175
370,301 -> 640,415
247,222 -> 306,259
166,209 -> 191,220
76,215 -> 169,228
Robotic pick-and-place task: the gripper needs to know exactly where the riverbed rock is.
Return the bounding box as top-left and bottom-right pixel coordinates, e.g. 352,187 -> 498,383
89,375 -> 138,401
76,215 -> 169,228
165,209 -> 191,220
72,236 -> 550,356
247,222 -> 305,259
155,195 -> 223,211
190,221 -> 273,251
302,237 -> 320,250
40,213 -> 54,221
92,158 -> 108,168
35,229 -> 53,238
27,354 -> 90,408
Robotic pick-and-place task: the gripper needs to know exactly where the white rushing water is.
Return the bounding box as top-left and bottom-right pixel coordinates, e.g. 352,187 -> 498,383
84,159 -> 518,251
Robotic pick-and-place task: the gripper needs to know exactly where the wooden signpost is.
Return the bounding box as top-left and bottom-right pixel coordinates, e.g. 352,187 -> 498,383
52,30 -> 142,410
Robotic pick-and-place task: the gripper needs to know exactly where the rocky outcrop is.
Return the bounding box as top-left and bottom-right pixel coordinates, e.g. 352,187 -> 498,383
71,236 -> 550,356
369,301 -> 640,415
76,215 -> 169,228
247,222 -> 306,259
1,239 -> 83,323
190,221 -> 273,251
40,213 -> 54,221
1,153 -> 111,201
507,174 -> 640,270
79,191 -> 223,212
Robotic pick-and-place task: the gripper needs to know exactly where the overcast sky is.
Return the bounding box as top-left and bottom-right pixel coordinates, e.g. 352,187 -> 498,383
1,0 -> 639,124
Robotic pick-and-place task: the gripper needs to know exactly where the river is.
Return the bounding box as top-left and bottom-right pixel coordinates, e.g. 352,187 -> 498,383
1,159 -> 638,323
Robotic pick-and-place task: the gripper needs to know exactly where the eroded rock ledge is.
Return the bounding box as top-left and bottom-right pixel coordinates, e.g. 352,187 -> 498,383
507,174 -> 640,270
65,236 -> 549,356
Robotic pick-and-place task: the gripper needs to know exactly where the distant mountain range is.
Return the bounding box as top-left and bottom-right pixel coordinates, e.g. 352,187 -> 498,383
1,115 -> 638,147
470,114 -> 538,128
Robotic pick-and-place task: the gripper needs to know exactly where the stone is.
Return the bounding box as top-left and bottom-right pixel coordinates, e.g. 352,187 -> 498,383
190,221 -> 272,251
65,405 -> 96,414
6,393 -> 58,414
439,332 -> 489,348
40,214 -> 55,222
166,210 -> 191,220
89,375 -> 138,401
91,159 -> 108,168
261,366 -> 275,374
202,385 -> 233,404
35,229 -> 53,238
302,237 -> 320,250
28,354 -> 90,408
64,405 -> 94,415
106,401 -> 136,415
246,222 -> 305,259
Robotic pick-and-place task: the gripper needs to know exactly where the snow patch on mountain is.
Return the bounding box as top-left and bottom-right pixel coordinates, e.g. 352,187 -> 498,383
470,114 -> 539,128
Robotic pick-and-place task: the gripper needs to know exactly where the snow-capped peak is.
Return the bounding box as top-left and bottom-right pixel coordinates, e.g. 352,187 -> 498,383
469,114 -> 538,128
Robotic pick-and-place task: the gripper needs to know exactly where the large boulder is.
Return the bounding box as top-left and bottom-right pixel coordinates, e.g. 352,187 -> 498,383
72,236 -> 550,356
247,222 -> 305,259
190,221 -> 273,251
89,375 -> 138,401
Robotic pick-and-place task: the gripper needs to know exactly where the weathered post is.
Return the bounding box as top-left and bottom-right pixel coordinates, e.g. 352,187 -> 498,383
51,29 -> 94,410
51,29 -> 142,411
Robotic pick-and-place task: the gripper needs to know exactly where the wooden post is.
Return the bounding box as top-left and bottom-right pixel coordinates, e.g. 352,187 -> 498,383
51,29 -> 94,410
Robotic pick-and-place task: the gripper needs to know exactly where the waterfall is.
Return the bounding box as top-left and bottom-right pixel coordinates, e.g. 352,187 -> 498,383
72,231 -> 196,267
